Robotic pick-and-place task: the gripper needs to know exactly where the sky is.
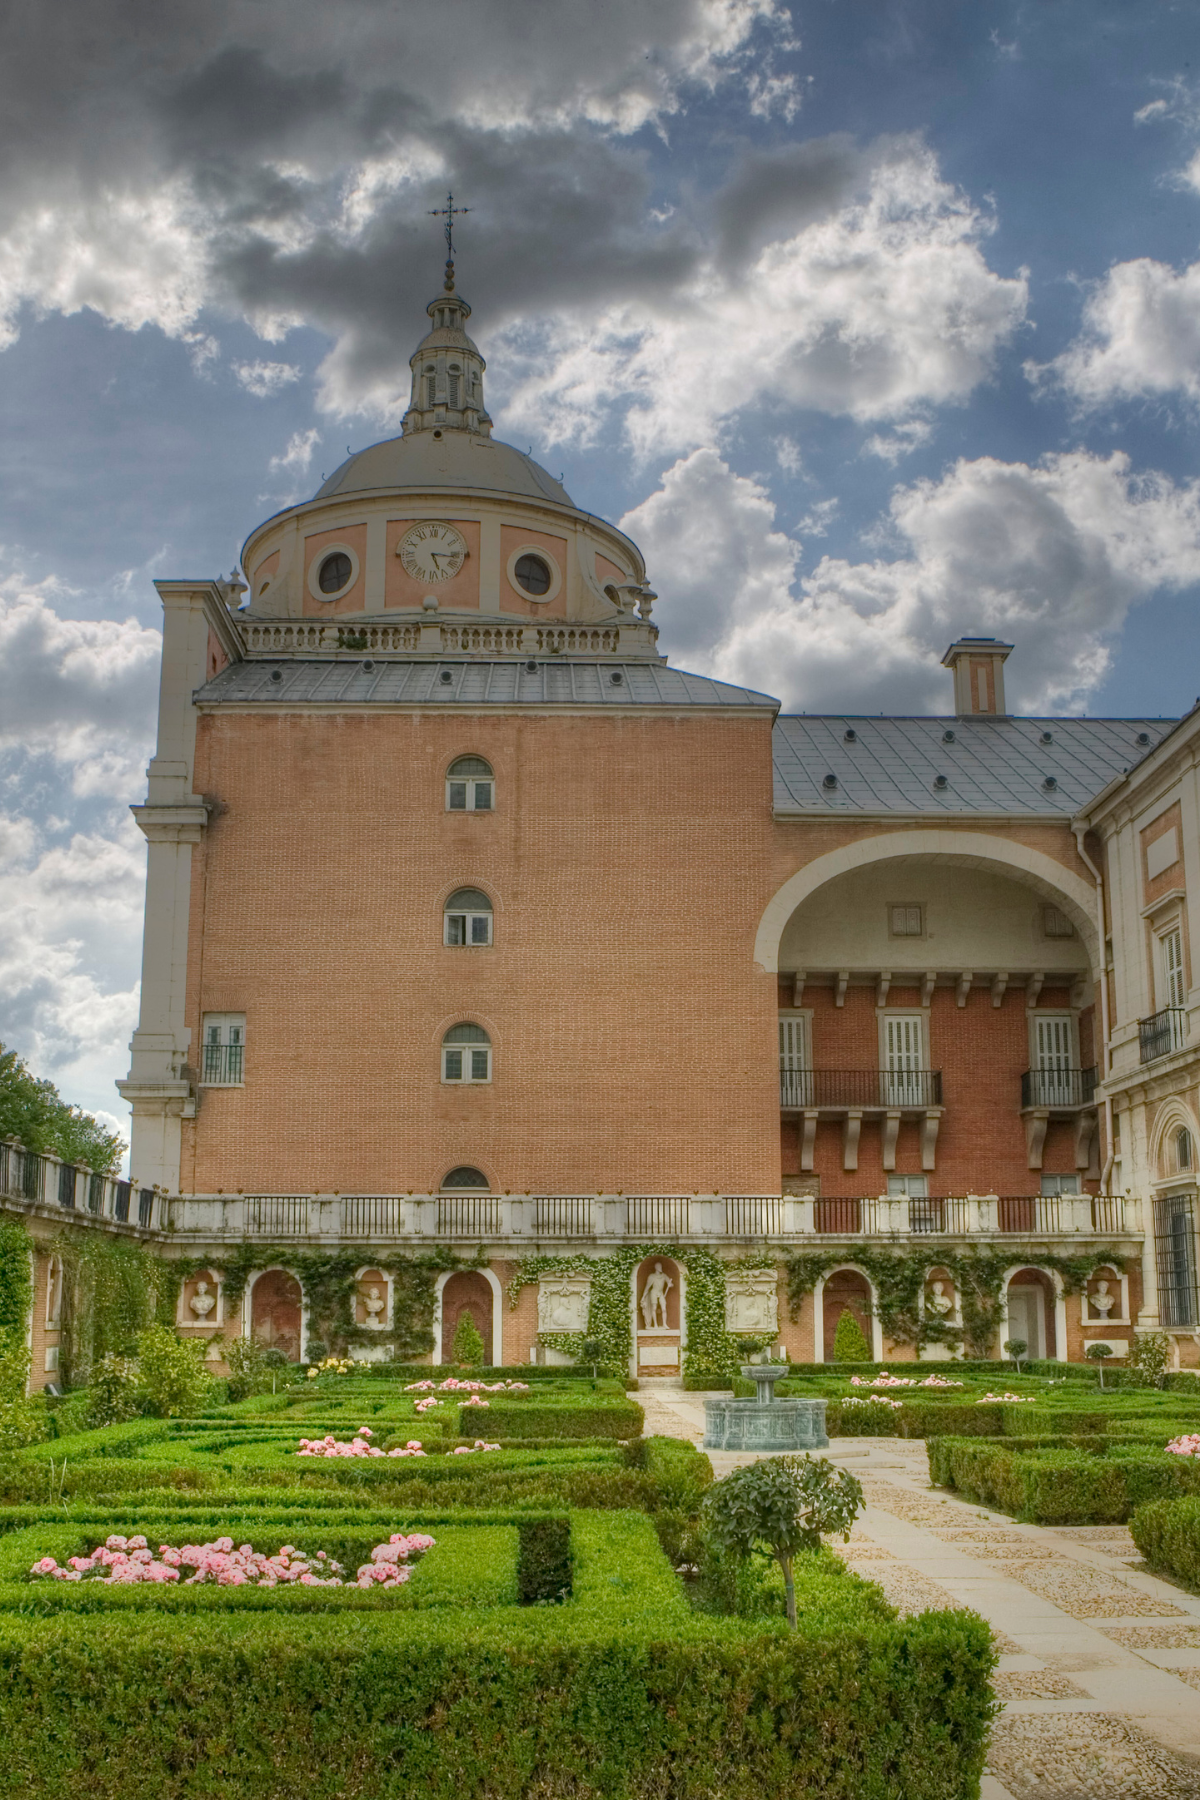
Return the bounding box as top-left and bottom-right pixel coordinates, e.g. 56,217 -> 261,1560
2,0 -> 1200,1142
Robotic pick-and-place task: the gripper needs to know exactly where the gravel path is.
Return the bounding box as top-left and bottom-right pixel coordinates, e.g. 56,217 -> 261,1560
638,1388 -> 1200,1799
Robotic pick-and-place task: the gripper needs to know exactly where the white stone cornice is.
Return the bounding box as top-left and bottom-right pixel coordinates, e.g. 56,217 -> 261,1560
131,800 -> 210,844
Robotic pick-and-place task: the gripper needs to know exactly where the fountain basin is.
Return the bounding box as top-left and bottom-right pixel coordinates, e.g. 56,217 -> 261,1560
702,1365 -> 828,1453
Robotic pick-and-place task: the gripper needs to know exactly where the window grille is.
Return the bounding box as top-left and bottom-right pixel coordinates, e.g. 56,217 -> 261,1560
1043,905 -> 1074,938
888,903 -> 923,937
1154,1193 -> 1199,1327
202,1016 -> 245,1085
426,375 -> 436,407
58,1163 -> 77,1209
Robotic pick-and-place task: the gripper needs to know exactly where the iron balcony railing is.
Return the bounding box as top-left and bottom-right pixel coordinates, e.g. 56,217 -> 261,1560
997,1196 -> 1071,1234
340,1196 -> 399,1238
724,1196 -> 784,1237
532,1196 -> 593,1236
1139,1007 -> 1189,1064
626,1195 -> 690,1238
780,1068 -> 943,1109
908,1197 -> 973,1235
437,1196 -> 502,1239
813,1197 -> 877,1235
201,1041 -> 244,1086
245,1195 -> 310,1236
1020,1067 -> 1097,1108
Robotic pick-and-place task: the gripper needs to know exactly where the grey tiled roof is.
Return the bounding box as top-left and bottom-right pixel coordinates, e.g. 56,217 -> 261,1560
194,658 -> 777,710
772,715 -> 1177,814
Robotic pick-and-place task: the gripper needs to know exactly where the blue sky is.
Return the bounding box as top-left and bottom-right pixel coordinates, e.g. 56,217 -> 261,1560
1,0 -> 1199,1136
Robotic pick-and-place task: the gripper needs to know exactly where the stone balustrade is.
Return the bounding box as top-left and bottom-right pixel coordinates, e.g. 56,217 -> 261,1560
164,1190 -> 1142,1245
0,1138 -> 164,1234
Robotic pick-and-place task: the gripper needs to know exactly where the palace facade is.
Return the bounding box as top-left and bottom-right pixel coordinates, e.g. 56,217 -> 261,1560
8,267 -> 1200,1385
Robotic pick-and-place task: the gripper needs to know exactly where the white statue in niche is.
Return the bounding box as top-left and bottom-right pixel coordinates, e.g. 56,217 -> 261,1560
927,1280 -> 954,1318
189,1279 -> 216,1323
640,1263 -> 673,1331
362,1285 -> 386,1329
725,1270 -> 778,1334
1089,1279 -> 1116,1320
537,1277 -> 590,1334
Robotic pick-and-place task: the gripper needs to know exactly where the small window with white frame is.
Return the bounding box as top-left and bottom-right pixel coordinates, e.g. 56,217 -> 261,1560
778,1013 -> 810,1107
444,888 -> 493,947
201,1014 -> 245,1086
442,1023 -> 491,1083
888,903 -> 924,938
1042,904 -> 1074,939
887,1174 -> 928,1197
446,756 -> 493,812
1040,1173 -> 1080,1196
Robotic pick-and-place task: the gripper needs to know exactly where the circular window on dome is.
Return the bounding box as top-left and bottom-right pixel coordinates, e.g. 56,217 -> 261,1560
317,551 -> 353,596
513,553 -> 551,597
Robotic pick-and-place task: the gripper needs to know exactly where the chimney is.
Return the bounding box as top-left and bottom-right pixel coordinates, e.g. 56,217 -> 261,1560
941,637 -> 1013,718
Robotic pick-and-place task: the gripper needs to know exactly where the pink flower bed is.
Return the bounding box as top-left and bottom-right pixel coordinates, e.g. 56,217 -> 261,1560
975,1393 -> 1036,1404
840,1396 -> 903,1410
297,1427 -> 428,1459
916,1375 -> 964,1388
850,1374 -> 915,1388
452,1440 -> 502,1454
404,1378 -> 529,1393
29,1532 -> 436,1590
1165,1433 -> 1200,1458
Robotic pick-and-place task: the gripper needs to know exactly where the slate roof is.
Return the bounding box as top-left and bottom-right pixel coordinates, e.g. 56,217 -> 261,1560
194,658 -> 777,710
772,715 -> 1177,815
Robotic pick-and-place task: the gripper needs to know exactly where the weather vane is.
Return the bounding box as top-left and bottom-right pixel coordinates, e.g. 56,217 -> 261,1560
429,191 -> 470,292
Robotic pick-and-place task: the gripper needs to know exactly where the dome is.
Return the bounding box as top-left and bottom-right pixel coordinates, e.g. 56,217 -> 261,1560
314,431 -> 574,508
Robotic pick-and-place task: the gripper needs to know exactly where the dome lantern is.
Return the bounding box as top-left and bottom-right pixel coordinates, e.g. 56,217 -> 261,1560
400,288 -> 493,439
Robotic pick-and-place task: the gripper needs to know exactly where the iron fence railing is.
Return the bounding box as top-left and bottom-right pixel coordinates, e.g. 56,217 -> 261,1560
245,1196 -> 310,1236
531,1196 -> 593,1236
340,1196 -> 400,1238
58,1163 -> 77,1209
1139,1007 -> 1189,1064
813,1197 -> 878,1235
625,1196 -> 690,1238
1020,1067 -> 1097,1108
200,1042 -> 244,1086
1090,1196 -> 1127,1233
997,1196 -> 1062,1234
908,1196 -> 972,1235
1154,1193 -> 1199,1327
724,1196 -> 784,1237
780,1069 -> 943,1109
437,1196 -> 502,1238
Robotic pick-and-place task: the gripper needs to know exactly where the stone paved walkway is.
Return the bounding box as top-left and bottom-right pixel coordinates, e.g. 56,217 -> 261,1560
637,1384 -> 1200,1800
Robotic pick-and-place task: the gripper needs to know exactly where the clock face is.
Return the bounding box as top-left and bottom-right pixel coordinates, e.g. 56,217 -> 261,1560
398,521 -> 468,583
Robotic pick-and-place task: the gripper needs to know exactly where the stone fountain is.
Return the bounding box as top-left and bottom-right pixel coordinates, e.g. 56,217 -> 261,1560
702,1364 -> 828,1453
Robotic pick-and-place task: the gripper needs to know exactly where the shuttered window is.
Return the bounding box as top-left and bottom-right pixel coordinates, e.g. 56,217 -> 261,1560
1162,928 -> 1186,1009
884,1014 -> 923,1106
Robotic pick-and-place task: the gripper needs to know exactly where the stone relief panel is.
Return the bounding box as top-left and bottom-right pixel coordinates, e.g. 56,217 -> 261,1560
537,1276 -> 591,1334
725,1270 -> 779,1335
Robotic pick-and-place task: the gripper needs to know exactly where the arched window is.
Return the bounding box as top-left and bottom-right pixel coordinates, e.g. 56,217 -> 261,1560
1178,1127 -> 1193,1172
444,888 -> 492,947
446,756 -> 493,812
447,364 -> 461,408
442,1166 -> 490,1189
425,372 -> 437,407
442,1023 -> 491,1083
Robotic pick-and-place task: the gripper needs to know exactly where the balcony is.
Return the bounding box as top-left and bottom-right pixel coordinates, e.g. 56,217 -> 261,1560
1139,1007 -> 1189,1064
1020,1067 -> 1096,1108
201,1042 -> 244,1086
780,1069 -> 943,1109
0,1138 -> 161,1233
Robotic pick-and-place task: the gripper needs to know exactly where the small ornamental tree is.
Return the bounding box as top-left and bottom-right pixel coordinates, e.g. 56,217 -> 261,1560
1003,1337 -> 1028,1375
703,1454 -> 865,1629
88,1353 -> 142,1426
832,1308 -> 871,1363
135,1324 -> 213,1418
451,1313 -> 485,1368
579,1336 -> 604,1380
1085,1342 -> 1114,1390
1130,1330 -> 1172,1389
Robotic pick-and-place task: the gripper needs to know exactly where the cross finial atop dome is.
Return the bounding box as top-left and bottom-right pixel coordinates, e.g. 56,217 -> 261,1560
428,191 -> 470,293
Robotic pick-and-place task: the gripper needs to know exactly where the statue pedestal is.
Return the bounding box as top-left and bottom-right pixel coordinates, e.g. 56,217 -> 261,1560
702,1365 -> 828,1453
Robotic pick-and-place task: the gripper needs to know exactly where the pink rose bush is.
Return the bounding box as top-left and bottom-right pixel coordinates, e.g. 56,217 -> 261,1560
850,1374 -> 915,1389
451,1440 -> 501,1454
1165,1433 -> 1200,1458
296,1430 -> 428,1459
31,1532 -> 436,1590
404,1378 -> 528,1394
916,1374 -> 964,1388
840,1395 -> 903,1411
976,1392 -> 1036,1404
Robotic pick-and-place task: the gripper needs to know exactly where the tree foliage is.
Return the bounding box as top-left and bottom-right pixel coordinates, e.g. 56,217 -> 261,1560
451,1313 -> 485,1367
0,1043 -> 125,1173
703,1454 -> 864,1628
134,1323 -> 214,1418
832,1308 -> 871,1362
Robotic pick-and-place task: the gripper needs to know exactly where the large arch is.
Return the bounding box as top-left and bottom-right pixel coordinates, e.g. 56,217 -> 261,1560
755,830 -> 1099,974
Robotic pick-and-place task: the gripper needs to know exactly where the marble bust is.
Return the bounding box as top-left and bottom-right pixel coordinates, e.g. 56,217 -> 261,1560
927,1280 -> 953,1318
363,1285 -> 386,1328
189,1279 -> 216,1322
640,1263 -> 673,1331
1089,1279 -> 1116,1320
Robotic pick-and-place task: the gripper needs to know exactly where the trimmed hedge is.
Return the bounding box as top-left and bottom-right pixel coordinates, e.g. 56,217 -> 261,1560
929,1436 -> 1200,1523
0,1510 -> 995,1800
473,1399 -> 644,1440
1130,1495 -> 1200,1591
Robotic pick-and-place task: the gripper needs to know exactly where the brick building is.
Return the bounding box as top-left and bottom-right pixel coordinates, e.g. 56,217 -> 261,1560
7,265 -> 1199,1384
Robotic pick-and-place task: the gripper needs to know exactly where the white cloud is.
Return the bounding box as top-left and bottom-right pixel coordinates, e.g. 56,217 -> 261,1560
623,447 -> 1200,712
269,428 -> 320,473
1035,258 -> 1200,407
499,137 -> 1027,457
234,358 -> 301,397
861,417 -> 932,463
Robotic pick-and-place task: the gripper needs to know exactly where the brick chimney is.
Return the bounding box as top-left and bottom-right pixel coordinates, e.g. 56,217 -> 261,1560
941,637 -> 1013,718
